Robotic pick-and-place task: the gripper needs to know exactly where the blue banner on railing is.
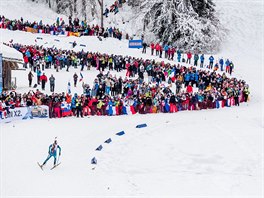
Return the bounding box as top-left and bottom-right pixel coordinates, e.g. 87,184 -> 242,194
129,40 -> 143,48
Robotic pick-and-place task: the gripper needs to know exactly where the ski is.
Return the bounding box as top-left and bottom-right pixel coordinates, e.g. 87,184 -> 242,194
37,162 -> 43,171
50,162 -> 61,170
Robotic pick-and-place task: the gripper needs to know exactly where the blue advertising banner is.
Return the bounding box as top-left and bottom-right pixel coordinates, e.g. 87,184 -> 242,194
129,40 -> 143,48
0,53 -> 3,94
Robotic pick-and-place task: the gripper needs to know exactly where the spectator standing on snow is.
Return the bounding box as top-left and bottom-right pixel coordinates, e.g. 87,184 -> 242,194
142,42 -> 147,54
234,87 -> 240,106
150,43 -> 155,55
229,61 -> 234,75
186,52 -> 192,64
49,74 -> 55,92
200,54 -> 205,68
177,50 -> 181,62
28,71 -> 34,87
40,73 -> 48,90
243,85 -> 250,102
73,73 -> 78,87
155,43 -> 160,56
219,58 -> 224,71
209,55 -> 214,69
37,68 -> 41,85
194,53 -> 199,66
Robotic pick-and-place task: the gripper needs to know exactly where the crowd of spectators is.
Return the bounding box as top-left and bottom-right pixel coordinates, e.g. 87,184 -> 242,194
0,15 -> 127,40
0,43 -> 250,119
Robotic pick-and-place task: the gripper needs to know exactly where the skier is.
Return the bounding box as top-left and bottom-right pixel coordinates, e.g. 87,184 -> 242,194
40,139 -> 61,169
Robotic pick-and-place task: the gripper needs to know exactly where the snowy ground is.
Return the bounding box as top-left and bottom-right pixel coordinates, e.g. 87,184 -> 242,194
0,0 -> 263,197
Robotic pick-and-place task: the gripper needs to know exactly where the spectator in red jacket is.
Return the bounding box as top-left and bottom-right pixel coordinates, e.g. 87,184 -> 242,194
186,82 -> 193,94
170,47 -> 176,60
187,52 -> 192,64
23,56 -> 28,68
40,73 -> 48,90
150,43 -> 155,55
155,43 -> 160,56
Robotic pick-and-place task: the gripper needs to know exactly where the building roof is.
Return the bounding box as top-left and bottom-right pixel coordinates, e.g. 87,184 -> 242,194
0,43 -> 23,62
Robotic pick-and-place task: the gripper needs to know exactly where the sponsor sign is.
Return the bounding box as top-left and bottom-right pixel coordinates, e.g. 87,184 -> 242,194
129,40 -> 143,48
0,105 -> 49,123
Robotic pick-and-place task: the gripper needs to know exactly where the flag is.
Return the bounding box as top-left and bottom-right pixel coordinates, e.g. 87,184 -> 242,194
169,68 -> 175,78
61,102 -> 72,117
79,73 -> 83,82
67,81 -> 71,94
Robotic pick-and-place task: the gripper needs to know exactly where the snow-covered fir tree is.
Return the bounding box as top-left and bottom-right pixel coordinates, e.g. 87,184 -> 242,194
143,0 -> 224,53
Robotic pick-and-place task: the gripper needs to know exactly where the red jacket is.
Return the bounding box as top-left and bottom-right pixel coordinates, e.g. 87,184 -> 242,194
155,44 -> 160,51
40,75 -> 47,82
150,43 -> 155,49
187,53 -> 192,59
23,56 -> 28,63
186,85 -> 193,93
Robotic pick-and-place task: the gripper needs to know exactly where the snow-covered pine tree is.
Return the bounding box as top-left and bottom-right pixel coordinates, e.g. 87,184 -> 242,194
143,0 -> 224,53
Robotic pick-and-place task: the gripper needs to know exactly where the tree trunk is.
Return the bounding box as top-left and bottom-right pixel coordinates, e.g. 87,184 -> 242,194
101,0 -> 103,28
74,0 -> 77,14
97,0 -> 104,28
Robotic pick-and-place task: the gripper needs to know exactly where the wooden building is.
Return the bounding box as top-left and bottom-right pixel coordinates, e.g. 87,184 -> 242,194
0,43 -> 23,91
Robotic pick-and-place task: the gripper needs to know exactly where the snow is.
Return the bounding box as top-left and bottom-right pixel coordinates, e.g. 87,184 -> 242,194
0,42 -> 23,61
0,0 -> 67,25
0,0 -> 263,197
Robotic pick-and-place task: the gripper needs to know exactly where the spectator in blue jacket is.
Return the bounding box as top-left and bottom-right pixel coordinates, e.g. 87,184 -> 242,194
177,50 -> 181,62
164,45 -> 169,58
219,58 -> 224,71
209,56 -> 214,69
200,54 -> 205,68
184,72 -> 190,87
37,69 -> 42,85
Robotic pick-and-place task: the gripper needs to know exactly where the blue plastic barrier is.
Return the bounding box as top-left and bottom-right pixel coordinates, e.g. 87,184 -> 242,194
91,157 -> 97,164
116,131 -> 125,136
104,138 -> 112,143
96,145 -> 103,151
136,123 -> 147,128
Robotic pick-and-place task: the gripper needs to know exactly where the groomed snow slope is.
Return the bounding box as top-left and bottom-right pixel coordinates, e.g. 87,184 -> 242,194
1,0 -> 263,197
